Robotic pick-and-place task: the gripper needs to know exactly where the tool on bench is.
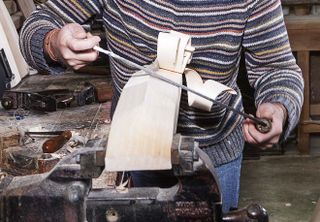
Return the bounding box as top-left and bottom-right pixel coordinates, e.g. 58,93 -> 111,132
1,84 -> 96,112
94,46 -> 272,133
25,131 -> 66,136
1,90 -> 62,111
24,130 -> 72,153
42,130 -> 72,153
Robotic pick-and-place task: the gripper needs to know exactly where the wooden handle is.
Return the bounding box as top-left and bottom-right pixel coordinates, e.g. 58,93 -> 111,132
255,119 -> 272,134
42,130 -> 72,153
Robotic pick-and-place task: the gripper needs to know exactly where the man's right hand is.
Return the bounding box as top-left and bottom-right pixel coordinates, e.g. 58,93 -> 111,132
44,23 -> 101,70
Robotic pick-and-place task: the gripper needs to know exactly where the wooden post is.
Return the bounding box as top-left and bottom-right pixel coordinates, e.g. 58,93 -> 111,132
15,0 -> 36,18
297,51 -> 310,154
0,0 -> 29,87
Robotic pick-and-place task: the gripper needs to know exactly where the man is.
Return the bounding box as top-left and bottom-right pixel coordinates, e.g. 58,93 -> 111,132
19,0 -> 304,213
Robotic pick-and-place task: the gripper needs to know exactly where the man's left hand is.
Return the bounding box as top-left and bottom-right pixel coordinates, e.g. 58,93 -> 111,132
243,103 -> 287,149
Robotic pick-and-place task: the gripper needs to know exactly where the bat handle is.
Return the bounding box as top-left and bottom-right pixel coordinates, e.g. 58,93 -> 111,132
255,119 -> 272,134
42,131 -> 72,153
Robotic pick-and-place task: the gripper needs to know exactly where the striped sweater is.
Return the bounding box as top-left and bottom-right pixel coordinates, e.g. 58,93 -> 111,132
20,0 -> 304,167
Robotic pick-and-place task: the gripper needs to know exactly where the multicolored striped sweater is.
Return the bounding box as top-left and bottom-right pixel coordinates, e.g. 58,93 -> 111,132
20,0 -> 303,167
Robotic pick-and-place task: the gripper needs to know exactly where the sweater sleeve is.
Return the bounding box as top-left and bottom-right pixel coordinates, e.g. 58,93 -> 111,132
242,0 -> 304,140
19,0 -> 104,74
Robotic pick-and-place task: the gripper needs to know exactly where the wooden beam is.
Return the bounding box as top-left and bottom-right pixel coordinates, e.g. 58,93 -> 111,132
16,0 -> 36,18
4,0 -> 18,15
0,0 -> 29,87
11,11 -> 24,29
310,104 -> 320,116
297,51 -> 310,154
301,122 -> 320,133
285,16 -> 320,51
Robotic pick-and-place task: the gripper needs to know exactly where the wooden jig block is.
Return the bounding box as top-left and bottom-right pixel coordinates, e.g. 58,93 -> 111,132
105,31 -> 194,171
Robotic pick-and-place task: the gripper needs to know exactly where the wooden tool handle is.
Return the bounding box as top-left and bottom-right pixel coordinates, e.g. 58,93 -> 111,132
42,130 -> 72,153
255,119 -> 272,134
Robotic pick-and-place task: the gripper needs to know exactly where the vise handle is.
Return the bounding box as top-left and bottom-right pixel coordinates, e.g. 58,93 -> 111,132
42,130 -> 72,153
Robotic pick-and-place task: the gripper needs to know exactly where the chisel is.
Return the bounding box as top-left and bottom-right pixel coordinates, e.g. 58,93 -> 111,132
42,130 -> 72,153
24,130 -> 72,153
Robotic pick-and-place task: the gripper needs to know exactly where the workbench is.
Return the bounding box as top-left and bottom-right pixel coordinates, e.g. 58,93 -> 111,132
0,72 -> 112,176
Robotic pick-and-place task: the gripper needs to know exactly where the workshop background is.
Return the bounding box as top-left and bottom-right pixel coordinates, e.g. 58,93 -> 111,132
0,0 -> 320,222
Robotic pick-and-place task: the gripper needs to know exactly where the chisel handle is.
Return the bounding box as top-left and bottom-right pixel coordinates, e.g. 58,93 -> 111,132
42,130 -> 72,153
255,119 -> 272,134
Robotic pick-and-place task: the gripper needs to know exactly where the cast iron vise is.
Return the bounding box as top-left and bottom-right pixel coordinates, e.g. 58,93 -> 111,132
0,136 -> 268,222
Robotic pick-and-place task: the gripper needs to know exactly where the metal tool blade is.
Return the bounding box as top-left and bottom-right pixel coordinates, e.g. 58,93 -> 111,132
93,46 -> 269,128
25,131 -> 65,136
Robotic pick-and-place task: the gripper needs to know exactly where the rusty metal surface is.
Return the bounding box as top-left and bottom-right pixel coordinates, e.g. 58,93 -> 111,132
37,153 -> 60,173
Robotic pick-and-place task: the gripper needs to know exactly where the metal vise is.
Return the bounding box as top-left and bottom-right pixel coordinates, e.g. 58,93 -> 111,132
0,136 -> 268,222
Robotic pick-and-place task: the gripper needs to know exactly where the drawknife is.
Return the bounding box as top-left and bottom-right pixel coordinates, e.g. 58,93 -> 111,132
93,46 -> 271,133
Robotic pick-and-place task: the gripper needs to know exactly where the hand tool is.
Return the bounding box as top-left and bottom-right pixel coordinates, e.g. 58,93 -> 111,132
93,46 -> 272,133
22,130 -> 66,142
25,131 -> 65,136
23,130 -> 72,153
1,86 -> 97,111
41,130 -> 72,153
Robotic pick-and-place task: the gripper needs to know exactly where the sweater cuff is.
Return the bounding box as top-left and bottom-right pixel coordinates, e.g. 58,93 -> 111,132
30,27 -> 65,74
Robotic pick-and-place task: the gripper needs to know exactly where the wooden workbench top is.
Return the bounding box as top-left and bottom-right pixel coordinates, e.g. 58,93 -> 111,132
0,72 -> 112,176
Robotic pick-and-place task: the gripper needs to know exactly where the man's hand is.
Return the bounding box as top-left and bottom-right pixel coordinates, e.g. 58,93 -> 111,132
45,23 -> 101,70
243,103 -> 287,149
